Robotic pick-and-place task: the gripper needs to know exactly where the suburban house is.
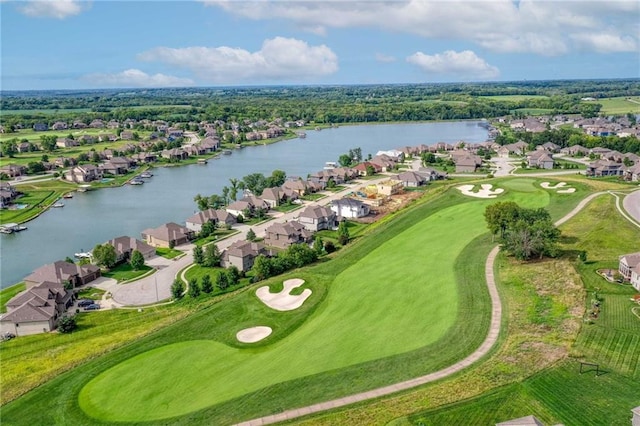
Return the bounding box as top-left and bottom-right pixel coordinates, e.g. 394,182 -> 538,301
221,240 -> 269,272
23,260 -> 100,289
107,236 -> 156,262
526,151 -> 555,169
0,281 -> 74,336
199,137 -> 219,152
418,167 -> 447,181
17,142 -> 32,153
51,121 -> 68,131
141,222 -> 194,248
560,144 -> 589,156
394,170 -> 427,187
56,138 -> 79,149
331,198 -> 370,219
586,159 -> 626,177
161,148 -> 188,160
226,196 -> 269,217
541,142 -> 560,152
454,155 -> 483,173
185,209 -> 236,232
0,182 -> 18,208
282,179 -> 311,196
625,163 -> 640,182
131,152 -> 157,164
353,161 -> 382,176
100,157 -> 134,175
0,164 -> 27,178
64,164 -> 102,183
297,205 -> 338,231
619,252 -> 640,291
263,221 -> 313,249
632,406 -> 640,426
33,123 -> 48,131
260,187 -> 285,208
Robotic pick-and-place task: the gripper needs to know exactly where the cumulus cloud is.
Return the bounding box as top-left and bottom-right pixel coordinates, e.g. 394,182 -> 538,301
407,50 -> 499,79
570,32 -> 638,53
82,69 -> 194,88
18,0 -> 89,19
203,0 -> 639,56
375,53 -> 397,63
138,37 -> 338,83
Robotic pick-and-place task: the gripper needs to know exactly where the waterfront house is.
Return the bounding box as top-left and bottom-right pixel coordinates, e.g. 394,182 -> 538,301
353,162 -> 382,176
186,209 -> 236,232
0,281 -> 74,336
24,260 -> 100,289
263,221 -> 313,249
161,148 -> 188,161
297,205 -> 338,231
260,187 -> 286,208
0,182 -> 18,208
131,152 -> 157,164
394,170 -> 427,187
331,198 -> 370,219
619,252 -> 640,291
220,240 -> 269,272
141,222 -> 194,248
200,137 -> 219,152
282,179 -> 313,196
64,164 -> 102,183
100,157 -> 133,175
107,236 -> 156,262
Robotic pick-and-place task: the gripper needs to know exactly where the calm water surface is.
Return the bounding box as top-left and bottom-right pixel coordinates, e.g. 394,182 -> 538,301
0,121 -> 488,288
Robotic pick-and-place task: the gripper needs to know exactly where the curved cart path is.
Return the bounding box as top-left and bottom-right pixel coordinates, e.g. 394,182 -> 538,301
622,189 -> 640,226
235,191 -> 605,426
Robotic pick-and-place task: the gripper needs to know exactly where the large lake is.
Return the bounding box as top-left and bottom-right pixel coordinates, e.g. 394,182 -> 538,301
1,121 -> 488,288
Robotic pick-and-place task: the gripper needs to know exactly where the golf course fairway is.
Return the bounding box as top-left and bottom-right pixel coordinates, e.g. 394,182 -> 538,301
79,186 -> 550,422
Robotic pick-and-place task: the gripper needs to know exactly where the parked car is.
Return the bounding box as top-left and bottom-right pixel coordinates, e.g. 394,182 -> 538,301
83,304 -> 101,311
77,299 -> 94,307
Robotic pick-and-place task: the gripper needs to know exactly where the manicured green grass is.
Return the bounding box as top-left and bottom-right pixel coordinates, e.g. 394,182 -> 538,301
1,180 -> 592,424
155,247 -> 183,259
0,282 -> 26,313
0,186 -> 73,225
76,286 -> 106,301
407,362 -> 639,426
301,193 -> 325,201
102,263 -> 153,282
273,202 -> 303,213
192,229 -> 238,247
586,96 -> 640,115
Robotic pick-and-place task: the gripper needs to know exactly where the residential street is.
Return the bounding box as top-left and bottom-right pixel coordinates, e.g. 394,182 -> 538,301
623,189 -> 640,224
98,176 -> 384,307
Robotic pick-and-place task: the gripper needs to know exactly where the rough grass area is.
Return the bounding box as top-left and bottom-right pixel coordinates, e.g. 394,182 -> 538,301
0,282 -> 26,313
406,362 -> 639,426
587,96 -> 640,115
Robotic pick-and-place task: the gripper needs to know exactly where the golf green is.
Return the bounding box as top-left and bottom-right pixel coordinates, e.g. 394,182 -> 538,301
79,183 -> 549,422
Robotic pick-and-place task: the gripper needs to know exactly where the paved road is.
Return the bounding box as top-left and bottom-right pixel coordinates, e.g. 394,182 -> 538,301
623,189 -> 640,224
234,191 -> 603,426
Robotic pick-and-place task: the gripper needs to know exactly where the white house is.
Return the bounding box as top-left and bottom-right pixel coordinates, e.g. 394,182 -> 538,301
331,198 -> 370,219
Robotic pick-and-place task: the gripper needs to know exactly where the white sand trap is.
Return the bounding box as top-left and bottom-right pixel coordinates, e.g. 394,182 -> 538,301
256,278 -> 312,311
236,326 -> 272,343
541,182 -> 567,189
557,188 -> 576,193
457,184 -> 504,199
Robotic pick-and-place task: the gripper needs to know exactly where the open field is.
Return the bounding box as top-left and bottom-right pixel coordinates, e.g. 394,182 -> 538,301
583,96 -> 640,115
512,108 -> 554,116
405,362 -> 639,426
0,108 -> 92,116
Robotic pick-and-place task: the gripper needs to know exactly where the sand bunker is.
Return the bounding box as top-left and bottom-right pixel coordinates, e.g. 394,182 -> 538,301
256,278 -> 312,311
541,182 -> 576,193
457,184 -> 505,199
236,326 -> 272,343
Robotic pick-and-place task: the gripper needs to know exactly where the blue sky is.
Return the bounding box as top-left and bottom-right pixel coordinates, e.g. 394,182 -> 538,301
1,0 -> 639,90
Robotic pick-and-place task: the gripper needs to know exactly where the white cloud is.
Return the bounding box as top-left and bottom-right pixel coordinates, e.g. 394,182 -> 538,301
18,0 -> 88,19
570,32 -> 638,53
203,0 -> 640,56
138,37 -> 338,83
82,69 -> 194,88
375,53 -> 396,63
407,50 -> 499,79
